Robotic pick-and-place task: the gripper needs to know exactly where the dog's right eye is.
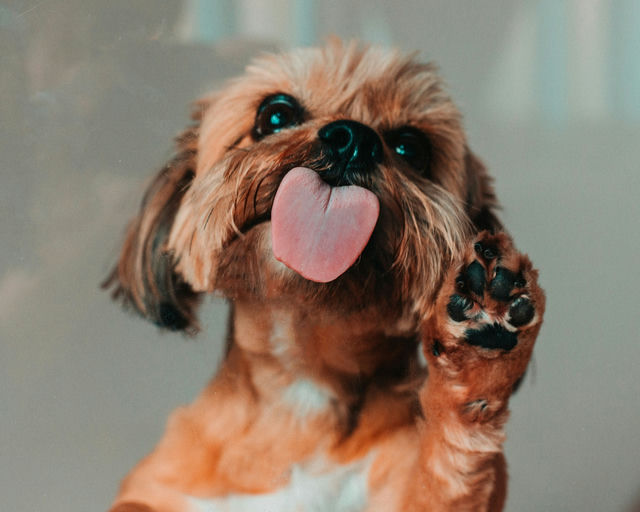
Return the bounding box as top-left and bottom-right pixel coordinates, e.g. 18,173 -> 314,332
253,94 -> 304,139
385,127 -> 432,176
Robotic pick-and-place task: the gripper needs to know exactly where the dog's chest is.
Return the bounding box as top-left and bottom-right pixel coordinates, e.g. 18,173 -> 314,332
187,456 -> 371,512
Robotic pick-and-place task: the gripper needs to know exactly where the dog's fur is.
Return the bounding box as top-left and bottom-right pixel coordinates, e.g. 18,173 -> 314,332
105,41 -> 544,512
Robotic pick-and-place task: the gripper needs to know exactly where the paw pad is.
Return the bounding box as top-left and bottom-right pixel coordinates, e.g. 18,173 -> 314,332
442,233 -> 539,352
465,324 -> 518,351
464,261 -> 487,296
446,294 -> 473,322
489,267 -> 525,301
474,240 -> 497,260
508,296 -> 534,327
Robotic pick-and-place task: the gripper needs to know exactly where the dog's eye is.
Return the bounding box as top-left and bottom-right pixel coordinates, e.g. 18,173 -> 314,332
386,128 -> 431,174
253,94 -> 303,139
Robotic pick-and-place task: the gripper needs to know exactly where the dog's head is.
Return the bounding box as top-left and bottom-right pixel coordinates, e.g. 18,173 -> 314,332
105,41 -> 500,333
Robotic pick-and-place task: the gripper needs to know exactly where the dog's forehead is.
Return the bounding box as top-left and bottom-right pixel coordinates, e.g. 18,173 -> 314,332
245,45 -> 453,126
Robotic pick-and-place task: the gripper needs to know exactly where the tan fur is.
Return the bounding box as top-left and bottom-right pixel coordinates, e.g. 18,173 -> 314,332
106,41 -> 544,512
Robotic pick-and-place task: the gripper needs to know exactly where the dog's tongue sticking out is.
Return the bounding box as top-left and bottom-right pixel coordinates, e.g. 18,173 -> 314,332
271,167 -> 379,283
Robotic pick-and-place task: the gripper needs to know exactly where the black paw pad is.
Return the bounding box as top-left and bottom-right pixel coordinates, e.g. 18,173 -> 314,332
447,294 -> 473,322
489,267 -> 525,301
466,261 -> 486,296
508,296 -> 535,327
474,241 -> 498,261
465,324 -> 518,351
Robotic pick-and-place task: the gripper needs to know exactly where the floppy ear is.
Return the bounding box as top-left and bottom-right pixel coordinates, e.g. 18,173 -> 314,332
103,105 -> 207,333
463,147 -> 503,233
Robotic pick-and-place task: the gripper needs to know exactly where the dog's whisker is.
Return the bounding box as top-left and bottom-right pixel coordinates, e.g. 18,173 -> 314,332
225,134 -> 248,153
203,205 -> 215,230
252,173 -> 271,218
188,230 -> 195,256
226,145 -> 250,153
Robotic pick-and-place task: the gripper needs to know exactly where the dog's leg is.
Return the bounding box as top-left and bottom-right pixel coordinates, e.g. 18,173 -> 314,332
404,231 -> 545,512
107,345 -> 261,512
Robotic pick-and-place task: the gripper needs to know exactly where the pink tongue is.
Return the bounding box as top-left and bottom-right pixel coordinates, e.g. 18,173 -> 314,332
271,167 -> 379,283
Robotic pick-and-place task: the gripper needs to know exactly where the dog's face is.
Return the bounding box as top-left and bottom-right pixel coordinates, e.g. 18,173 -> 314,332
106,42 -> 499,332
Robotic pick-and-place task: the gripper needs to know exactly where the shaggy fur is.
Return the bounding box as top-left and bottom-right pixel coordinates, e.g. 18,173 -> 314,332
105,41 -> 544,512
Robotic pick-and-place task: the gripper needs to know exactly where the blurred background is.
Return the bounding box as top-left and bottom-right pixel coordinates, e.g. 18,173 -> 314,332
2,1 -> 639,510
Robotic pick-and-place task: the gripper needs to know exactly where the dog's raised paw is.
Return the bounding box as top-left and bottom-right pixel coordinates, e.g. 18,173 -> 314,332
423,231 -> 545,408
446,232 -> 542,349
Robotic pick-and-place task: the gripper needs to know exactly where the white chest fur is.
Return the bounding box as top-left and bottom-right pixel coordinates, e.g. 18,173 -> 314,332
188,455 -> 372,512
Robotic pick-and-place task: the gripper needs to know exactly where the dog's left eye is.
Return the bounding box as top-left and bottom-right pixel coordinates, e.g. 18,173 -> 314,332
386,127 -> 431,174
253,94 -> 304,139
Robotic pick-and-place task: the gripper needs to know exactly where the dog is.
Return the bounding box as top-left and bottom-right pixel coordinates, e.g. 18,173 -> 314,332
104,40 -> 545,512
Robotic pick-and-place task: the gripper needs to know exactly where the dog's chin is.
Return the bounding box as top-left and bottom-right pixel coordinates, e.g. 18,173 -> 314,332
213,221 -> 402,316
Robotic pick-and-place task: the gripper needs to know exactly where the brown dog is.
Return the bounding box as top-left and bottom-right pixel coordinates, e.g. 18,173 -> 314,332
105,40 -> 544,512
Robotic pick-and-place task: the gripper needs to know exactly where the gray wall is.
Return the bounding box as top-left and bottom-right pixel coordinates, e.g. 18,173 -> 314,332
2,1 -> 639,511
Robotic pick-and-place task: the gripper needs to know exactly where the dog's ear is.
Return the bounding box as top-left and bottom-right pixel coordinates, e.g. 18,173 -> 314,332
103,104 -> 208,333
463,147 -> 503,233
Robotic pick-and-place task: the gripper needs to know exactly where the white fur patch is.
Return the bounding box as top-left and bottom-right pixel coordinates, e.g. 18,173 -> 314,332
187,456 -> 371,512
281,378 -> 334,418
444,420 -> 505,453
269,308 -> 294,358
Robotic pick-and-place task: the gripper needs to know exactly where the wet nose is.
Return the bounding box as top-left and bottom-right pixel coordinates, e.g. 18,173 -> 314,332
318,120 -> 383,173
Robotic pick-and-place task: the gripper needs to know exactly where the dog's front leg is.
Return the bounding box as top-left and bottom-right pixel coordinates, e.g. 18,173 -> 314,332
108,348 -> 259,512
107,400 -> 227,512
404,232 -> 545,512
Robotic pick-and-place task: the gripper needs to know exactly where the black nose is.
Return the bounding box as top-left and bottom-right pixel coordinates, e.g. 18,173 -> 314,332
318,120 -> 383,174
